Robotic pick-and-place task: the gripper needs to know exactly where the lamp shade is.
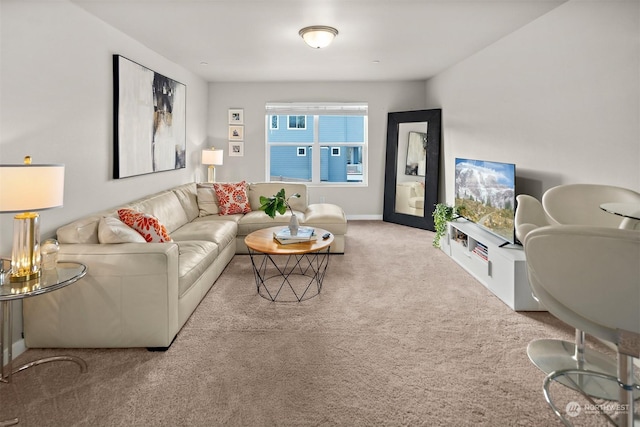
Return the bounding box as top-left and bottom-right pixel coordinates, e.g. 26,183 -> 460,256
0,160 -> 65,283
0,164 -> 65,213
202,149 -> 223,166
299,26 -> 338,49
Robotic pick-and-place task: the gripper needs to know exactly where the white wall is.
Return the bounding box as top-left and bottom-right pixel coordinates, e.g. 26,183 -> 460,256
1,0 -> 209,253
424,0 -> 640,202
207,81 -> 426,217
3,0 -> 636,350
0,0 -> 208,347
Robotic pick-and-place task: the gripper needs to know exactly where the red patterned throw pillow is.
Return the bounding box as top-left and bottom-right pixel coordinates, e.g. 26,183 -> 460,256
213,181 -> 252,215
117,209 -> 173,243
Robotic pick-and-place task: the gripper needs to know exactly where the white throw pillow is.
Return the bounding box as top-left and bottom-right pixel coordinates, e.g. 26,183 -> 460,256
98,216 -> 146,244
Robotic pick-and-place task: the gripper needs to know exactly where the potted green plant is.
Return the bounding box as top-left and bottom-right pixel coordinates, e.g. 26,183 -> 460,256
432,203 -> 457,248
259,188 -> 301,235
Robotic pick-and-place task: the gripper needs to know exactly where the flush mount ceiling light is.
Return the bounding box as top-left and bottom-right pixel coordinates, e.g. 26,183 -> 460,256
299,26 -> 338,49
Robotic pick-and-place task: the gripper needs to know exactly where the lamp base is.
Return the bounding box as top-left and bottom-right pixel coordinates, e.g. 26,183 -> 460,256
10,213 -> 42,283
207,165 -> 216,183
10,270 -> 41,283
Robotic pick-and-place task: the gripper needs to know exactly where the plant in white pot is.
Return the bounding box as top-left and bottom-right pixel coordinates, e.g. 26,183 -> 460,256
259,188 -> 301,235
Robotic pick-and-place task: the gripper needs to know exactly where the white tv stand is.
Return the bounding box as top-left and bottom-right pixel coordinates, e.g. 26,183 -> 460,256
439,218 -> 543,311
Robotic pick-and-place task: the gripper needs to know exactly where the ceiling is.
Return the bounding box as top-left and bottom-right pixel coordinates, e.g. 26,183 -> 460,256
71,0 -> 566,82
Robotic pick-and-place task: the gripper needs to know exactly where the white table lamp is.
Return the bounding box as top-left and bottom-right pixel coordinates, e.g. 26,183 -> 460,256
202,148 -> 223,183
0,156 -> 65,282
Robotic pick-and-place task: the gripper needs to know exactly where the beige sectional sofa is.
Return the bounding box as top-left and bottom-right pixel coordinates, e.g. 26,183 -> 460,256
23,182 -> 347,349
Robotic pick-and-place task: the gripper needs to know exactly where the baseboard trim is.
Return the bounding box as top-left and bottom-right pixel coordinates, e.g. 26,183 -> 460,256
346,215 -> 383,220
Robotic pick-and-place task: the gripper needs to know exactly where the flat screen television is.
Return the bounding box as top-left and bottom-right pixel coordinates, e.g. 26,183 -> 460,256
454,158 -> 517,245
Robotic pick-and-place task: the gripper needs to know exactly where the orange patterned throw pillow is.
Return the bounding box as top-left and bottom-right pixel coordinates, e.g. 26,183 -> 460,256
117,209 -> 173,243
213,181 -> 252,215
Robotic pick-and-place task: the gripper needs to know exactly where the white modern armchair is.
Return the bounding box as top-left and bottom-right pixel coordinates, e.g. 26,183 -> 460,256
537,185 -> 640,392
524,225 -> 640,426
515,194 -> 621,399
542,184 -> 640,228
515,194 -> 551,244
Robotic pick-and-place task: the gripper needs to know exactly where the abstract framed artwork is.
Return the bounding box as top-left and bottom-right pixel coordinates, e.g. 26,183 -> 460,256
228,108 -> 244,125
113,55 -> 186,179
405,131 -> 427,176
229,141 -> 244,157
229,125 -> 244,141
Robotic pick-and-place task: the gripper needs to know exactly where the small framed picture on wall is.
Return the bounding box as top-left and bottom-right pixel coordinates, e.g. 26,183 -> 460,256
228,108 -> 244,125
229,125 -> 244,141
229,141 -> 244,157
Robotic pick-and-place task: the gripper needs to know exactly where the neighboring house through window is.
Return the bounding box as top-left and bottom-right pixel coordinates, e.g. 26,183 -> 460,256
265,102 -> 368,185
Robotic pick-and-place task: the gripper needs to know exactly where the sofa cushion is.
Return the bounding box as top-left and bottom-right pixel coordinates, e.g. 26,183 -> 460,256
176,240 -> 219,298
237,209 -> 305,236
118,209 -> 173,243
57,215 -> 102,244
98,216 -> 146,244
131,191 -> 189,234
247,182 -> 307,212
196,183 -> 220,216
213,181 -> 252,215
172,183 -> 200,222
170,219 -> 238,249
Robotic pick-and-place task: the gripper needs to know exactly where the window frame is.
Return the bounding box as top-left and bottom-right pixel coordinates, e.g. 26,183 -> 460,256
265,102 -> 368,187
270,115 -> 279,130
287,115 -> 306,130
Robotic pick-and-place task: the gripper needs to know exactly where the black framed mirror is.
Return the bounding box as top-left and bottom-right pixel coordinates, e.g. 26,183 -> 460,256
383,109 -> 441,230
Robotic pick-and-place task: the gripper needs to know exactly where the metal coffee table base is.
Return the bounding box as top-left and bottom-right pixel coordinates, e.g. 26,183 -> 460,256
248,248 -> 330,302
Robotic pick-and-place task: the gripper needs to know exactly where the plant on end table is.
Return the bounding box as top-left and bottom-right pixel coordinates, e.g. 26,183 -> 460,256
432,203 -> 457,248
259,188 -> 301,235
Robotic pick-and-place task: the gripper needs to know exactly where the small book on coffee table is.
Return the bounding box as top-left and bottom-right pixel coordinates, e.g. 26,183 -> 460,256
273,227 -> 316,244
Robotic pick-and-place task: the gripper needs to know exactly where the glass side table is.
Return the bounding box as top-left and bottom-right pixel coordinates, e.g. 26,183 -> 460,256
0,259 -> 88,426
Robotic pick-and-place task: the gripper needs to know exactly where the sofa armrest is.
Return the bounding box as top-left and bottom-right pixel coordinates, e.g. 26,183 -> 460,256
23,243 -> 180,348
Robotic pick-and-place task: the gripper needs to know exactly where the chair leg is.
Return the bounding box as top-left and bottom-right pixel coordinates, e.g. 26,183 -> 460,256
574,329 -> 586,367
572,329 -> 592,393
618,353 -> 635,427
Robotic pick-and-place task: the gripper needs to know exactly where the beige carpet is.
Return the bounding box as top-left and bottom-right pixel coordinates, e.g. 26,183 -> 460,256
0,221 -> 623,426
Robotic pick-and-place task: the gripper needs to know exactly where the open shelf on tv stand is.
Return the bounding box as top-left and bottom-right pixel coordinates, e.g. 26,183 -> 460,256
439,218 -> 543,311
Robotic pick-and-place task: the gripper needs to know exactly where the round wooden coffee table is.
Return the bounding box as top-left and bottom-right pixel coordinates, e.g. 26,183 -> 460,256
245,226 -> 334,302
